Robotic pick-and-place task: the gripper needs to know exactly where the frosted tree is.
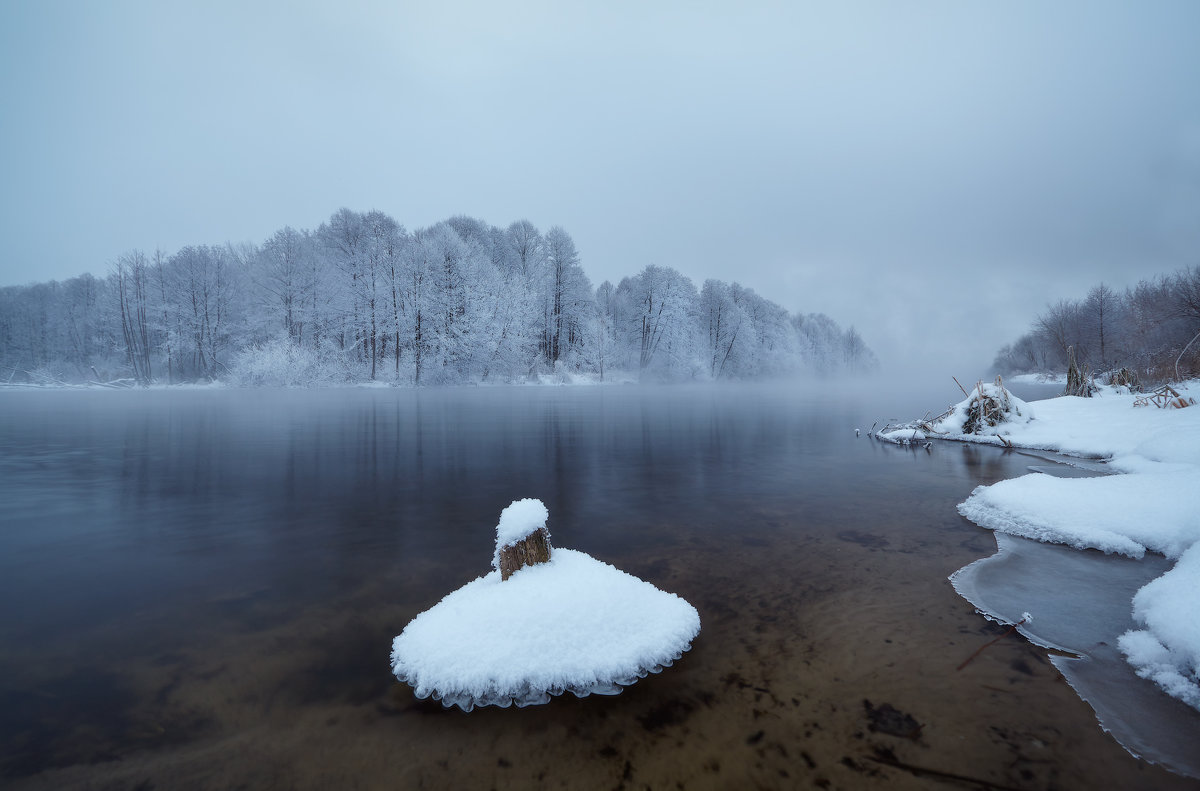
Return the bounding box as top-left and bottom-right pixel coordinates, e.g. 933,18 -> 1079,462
698,279 -> 746,379
251,226 -> 317,345
427,221 -> 492,381
543,226 -> 592,370
112,250 -> 154,384
151,250 -> 179,383
318,208 -> 368,368
360,211 -> 406,380
618,265 -> 700,379
841,326 -> 878,372
169,245 -> 239,380
62,273 -> 103,377
0,210 -> 892,385
792,313 -> 843,373
489,220 -> 545,377
400,226 -> 449,384
590,280 -> 618,381
1081,283 -> 1123,369
1035,299 -> 1089,368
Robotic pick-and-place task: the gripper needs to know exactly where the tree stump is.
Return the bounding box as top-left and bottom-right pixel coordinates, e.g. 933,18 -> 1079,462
498,527 -> 552,581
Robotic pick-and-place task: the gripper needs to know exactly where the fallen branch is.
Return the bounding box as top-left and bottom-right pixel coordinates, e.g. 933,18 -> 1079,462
957,614 -> 1030,672
868,754 -> 1030,791
1134,383 -> 1196,409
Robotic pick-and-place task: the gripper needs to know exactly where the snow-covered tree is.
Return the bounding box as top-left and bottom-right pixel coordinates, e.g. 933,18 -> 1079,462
0,210 -> 884,385
617,265 -> 699,380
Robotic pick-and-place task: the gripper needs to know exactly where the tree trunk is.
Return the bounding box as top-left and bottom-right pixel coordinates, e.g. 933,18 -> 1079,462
498,527 -> 552,581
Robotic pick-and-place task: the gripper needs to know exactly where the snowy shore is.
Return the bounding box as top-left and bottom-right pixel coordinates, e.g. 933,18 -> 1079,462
929,383 -> 1200,712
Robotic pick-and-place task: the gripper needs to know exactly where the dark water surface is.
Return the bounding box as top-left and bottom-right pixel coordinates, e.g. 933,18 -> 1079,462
1,384 -> 1196,790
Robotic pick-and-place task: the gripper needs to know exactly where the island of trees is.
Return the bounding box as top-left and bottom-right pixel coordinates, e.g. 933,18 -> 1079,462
0,210 -> 877,387
992,265 -> 1200,384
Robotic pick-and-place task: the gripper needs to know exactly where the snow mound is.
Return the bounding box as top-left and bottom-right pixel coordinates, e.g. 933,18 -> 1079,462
391,547 -> 701,711
930,379 -> 1034,437
1119,543 -> 1200,711
492,498 -> 550,569
876,428 -> 926,445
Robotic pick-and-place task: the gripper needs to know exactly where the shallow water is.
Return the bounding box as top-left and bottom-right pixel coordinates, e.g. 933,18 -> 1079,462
953,496 -> 1200,779
1,384 -> 1197,789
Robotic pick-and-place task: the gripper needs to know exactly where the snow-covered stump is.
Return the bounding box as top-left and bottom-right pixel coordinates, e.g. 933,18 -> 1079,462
496,502 -> 552,580
390,498 -> 702,711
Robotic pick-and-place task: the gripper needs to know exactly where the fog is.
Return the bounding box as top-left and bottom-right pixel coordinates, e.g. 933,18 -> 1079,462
3,1 -> 1198,377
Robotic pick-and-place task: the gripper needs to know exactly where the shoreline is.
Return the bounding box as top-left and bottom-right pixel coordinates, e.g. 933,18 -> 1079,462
952,530 -> 1199,778
895,382 -> 1200,779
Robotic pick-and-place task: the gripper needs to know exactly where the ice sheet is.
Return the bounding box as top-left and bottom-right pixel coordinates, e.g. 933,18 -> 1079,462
952,533 -> 1200,778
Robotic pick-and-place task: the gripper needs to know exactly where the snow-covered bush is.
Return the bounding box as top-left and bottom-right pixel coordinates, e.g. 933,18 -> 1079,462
931,378 -> 1034,437
230,337 -> 360,386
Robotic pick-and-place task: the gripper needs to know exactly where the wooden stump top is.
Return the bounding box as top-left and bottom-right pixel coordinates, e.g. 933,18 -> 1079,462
498,527 -> 552,581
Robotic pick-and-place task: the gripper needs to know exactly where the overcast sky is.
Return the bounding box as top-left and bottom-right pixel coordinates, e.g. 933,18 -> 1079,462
2,1 -> 1198,377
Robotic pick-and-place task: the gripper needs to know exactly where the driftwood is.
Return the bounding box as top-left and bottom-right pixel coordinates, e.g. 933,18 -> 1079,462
1134,384 -> 1196,409
497,527 -> 552,581
0,367 -> 138,389
874,376 -> 1018,448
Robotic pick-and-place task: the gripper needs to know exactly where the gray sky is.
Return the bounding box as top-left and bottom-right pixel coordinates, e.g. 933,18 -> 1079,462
2,0 -> 1199,377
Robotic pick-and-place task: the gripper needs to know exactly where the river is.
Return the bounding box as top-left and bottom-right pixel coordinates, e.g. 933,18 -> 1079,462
1,383 -> 1195,789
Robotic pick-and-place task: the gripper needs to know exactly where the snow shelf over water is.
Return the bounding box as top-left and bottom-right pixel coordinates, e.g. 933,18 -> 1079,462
927,382 -> 1200,776
953,531 -> 1200,779
391,502 -> 701,711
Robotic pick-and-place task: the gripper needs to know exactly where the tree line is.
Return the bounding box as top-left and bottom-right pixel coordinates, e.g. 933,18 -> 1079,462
992,265 -> 1200,382
0,209 -> 878,386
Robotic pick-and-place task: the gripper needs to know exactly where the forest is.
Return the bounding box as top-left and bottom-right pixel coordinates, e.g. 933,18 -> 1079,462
0,210 -> 877,387
992,265 -> 1200,384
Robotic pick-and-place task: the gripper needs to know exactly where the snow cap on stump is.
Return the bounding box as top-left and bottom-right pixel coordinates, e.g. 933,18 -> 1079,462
492,498 -> 552,578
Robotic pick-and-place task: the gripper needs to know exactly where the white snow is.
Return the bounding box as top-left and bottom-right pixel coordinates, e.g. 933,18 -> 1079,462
1117,543 -> 1200,710
946,382 -> 1200,711
928,380 -> 1035,439
876,427 -> 926,445
391,549 -> 701,710
392,499 -> 701,711
1008,372 -> 1067,385
957,470 -> 1200,559
491,498 -> 550,569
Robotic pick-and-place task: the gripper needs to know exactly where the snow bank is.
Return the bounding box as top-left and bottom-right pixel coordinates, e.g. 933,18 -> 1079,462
958,470 -> 1200,560
1119,544 -> 1200,710
949,383 -> 1200,711
391,549 -> 701,710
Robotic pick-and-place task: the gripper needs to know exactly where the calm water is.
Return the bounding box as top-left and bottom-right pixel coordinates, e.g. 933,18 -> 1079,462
1,384 -> 1196,790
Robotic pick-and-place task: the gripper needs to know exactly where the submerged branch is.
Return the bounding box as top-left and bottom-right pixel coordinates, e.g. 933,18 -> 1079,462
956,616 -> 1029,672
